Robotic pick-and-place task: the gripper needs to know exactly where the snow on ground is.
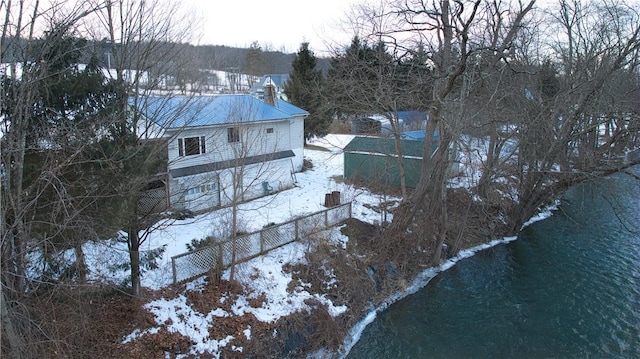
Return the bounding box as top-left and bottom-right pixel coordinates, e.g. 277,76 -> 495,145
84,134 -> 396,357
85,134 -> 389,289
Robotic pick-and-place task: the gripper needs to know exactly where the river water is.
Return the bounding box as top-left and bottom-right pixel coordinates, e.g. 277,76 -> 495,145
346,167 -> 640,358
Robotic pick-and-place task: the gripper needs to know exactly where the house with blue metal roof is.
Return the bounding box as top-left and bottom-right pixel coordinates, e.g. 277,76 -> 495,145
133,94 -> 307,212
249,74 -> 289,102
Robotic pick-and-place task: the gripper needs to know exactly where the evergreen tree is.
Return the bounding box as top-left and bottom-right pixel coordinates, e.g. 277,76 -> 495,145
1,25 -> 121,287
243,41 -> 265,86
284,42 -> 327,139
537,59 -> 560,100
25,29 -> 118,147
395,44 -> 435,111
323,37 -> 396,120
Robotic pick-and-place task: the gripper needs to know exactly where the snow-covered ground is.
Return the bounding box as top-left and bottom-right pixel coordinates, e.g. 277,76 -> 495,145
83,133 -> 557,358
84,134 -> 390,289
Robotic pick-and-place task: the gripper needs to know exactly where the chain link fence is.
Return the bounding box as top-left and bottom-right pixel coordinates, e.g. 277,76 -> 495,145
171,202 -> 352,283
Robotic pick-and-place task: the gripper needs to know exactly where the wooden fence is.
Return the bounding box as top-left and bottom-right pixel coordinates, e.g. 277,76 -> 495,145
138,187 -> 168,215
171,202 -> 352,283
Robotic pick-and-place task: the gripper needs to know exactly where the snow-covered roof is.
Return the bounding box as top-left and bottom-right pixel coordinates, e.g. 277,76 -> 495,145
131,94 -> 307,129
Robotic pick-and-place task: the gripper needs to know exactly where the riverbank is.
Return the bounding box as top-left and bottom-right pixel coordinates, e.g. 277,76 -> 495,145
334,196 -> 559,358
340,236 -> 519,357
114,190 -> 532,358
345,167 -> 640,357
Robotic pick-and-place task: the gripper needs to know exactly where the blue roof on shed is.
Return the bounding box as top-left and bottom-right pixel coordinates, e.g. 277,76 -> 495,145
400,130 -> 438,141
131,95 -> 307,129
401,130 -> 426,141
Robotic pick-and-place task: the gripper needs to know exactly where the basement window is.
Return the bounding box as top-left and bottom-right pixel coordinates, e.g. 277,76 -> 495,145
185,182 -> 218,200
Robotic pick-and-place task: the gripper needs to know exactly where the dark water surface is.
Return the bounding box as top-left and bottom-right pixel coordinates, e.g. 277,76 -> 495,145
347,167 -> 640,358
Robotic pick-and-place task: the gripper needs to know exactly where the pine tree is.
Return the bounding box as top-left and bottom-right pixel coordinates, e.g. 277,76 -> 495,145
1,25 -> 121,288
323,37 -> 395,120
284,42 -> 327,140
243,41 -> 264,86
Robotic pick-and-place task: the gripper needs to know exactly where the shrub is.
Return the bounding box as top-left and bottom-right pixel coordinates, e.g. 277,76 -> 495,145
185,236 -> 214,252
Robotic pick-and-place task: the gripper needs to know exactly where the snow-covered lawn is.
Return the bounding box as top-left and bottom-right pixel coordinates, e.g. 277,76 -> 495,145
83,134 -> 398,357
85,134 -> 389,289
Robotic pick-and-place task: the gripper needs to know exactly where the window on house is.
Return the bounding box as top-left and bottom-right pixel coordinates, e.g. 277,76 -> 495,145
205,183 -> 217,192
199,183 -> 217,193
178,136 -> 206,156
185,182 -> 217,200
227,127 -> 240,143
186,187 -> 200,196
266,127 -> 274,134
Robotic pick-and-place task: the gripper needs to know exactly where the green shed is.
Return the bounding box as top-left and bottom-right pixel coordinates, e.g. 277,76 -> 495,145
343,136 -> 427,188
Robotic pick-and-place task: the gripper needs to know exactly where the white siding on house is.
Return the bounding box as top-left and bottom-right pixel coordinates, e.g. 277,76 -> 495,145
137,118 -> 165,140
169,172 -> 220,212
289,116 -> 305,171
165,117 -> 304,212
135,94 -> 307,213
167,120 -> 292,171
216,158 -> 294,207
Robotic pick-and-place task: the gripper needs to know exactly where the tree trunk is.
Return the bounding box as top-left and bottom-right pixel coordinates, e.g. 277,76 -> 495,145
426,138 -> 451,265
4,129 -> 29,297
128,226 -> 141,297
390,110 -> 408,199
74,244 -> 87,284
477,127 -> 498,199
229,170 -> 240,282
1,289 -> 26,359
388,105 -> 442,236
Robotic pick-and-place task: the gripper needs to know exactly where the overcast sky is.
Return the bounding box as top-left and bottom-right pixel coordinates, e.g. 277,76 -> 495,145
185,0 -> 363,54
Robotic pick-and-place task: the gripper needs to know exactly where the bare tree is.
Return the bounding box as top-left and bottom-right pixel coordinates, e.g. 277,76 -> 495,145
343,0 -> 638,263
324,35 -> 420,198
81,0 -> 204,296
343,0 -> 535,264
215,97 -> 296,281
504,0 -> 640,231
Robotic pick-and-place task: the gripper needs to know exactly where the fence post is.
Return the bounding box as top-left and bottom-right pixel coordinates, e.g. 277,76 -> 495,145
260,231 -> 265,254
295,218 -> 299,240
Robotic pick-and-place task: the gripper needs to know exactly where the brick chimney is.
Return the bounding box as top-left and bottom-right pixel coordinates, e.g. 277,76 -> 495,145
263,76 -> 278,107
